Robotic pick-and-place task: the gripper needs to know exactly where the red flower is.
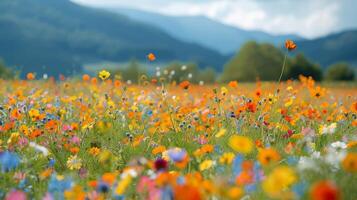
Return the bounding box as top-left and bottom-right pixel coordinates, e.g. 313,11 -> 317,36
310,181 -> 341,200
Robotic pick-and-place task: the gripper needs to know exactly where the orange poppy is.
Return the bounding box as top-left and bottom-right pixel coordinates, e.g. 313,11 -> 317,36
285,40 -> 297,51
147,53 -> 156,61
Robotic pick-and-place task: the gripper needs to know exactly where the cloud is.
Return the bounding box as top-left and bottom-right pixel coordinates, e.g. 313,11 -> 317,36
72,0 -> 357,38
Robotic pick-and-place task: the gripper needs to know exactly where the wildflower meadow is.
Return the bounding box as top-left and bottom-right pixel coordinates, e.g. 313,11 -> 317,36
0,42 -> 357,200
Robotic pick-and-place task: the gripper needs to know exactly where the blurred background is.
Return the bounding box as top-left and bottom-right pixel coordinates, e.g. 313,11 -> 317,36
0,0 -> 356,82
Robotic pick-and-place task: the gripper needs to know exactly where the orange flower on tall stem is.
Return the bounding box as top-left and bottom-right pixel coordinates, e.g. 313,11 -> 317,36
278,40 -> 297,83
285,40 -> 297,51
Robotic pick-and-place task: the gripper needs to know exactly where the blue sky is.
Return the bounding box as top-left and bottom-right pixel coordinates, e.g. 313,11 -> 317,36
72,0 -> 357,38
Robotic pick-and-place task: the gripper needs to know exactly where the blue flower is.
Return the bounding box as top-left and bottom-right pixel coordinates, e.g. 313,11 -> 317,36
0,151 -> 20,172
97,182 -> 110,193
167,148 -> 187,162
48,159 -> 56,167
48,174 -> 72,199
232,155 -> 243,177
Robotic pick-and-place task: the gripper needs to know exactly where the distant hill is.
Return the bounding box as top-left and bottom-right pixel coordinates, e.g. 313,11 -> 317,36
113,8 -> 303,55
0,0 -> 226,76
297,30 -> 357,67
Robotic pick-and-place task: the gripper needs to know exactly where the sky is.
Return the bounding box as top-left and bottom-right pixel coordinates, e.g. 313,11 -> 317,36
72,0 -> 357,39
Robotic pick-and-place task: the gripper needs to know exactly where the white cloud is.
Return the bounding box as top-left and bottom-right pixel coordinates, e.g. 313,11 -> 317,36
72,0 -> 357,38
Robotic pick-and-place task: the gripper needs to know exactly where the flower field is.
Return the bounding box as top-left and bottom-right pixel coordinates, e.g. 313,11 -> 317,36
0,76 -> 356,200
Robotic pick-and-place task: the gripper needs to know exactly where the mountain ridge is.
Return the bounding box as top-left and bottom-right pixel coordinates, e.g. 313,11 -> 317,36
111,8 -> 304,55
0,0 -> 227,76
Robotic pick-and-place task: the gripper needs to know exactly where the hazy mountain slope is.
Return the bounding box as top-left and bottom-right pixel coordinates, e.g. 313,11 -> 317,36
0,0 -> 226,76
114,8 -> 303,55
297,30 -> 357,67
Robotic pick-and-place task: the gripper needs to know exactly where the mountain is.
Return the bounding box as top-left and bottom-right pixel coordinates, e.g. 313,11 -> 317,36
112,8 -> 303,55
0,0 -> 226,76
297,30 -> 357,67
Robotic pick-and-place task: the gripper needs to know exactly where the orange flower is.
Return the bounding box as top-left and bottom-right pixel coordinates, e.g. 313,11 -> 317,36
342,152 -> 357,173
82,74 -> 90,81
102,172 -> 117,185
70,147 -> 80,154
91,77 -> 97,84
88,180 -> 98,188
26,73 -> 35,80
228,81 -> 238,88
257,148 -> 281,166
152,145 -> 166,155
310,181 -> 340,200
88,147 -> 100,156
179,81 -> 190,90
285,40 -> 297,51
173,184 -> 202,200
114,80 -> 121,87
147,53 -> 156,61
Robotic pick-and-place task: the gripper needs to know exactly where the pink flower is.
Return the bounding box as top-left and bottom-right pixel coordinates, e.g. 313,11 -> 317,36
5,190 -> 26,200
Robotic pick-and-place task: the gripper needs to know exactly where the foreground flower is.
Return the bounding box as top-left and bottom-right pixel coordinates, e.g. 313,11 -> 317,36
199,159 -> 215,171
257,148 -> 281,166
229,135 -> 254,154
0,151 -> 20,172
98,70 -> 110,81
219,152 -> 235,164
5,190 -> 26,200
310,180 -> 340,200
66,155 -> 82,170
262,166 -> 297,198
342,152 -> 357,173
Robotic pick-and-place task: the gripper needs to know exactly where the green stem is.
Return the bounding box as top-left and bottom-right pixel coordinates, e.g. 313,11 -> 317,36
278,52 -> 288,83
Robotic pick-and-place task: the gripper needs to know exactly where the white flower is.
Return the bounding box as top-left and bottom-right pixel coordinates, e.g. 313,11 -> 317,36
156,71 -> 161,77
311,151 -> 321,159
127,80 -> 132,85
199,81 -> 204,86
331,141 -> 347,149
181,65 -> 187,71
298,156 -> 316,171
43,74 -> 48,80
163,70 -> 168,75
324,146 -> 346,170
188,73 -> 193,79
320,123 -> 337,134
170,70 -> 175,75
29,142 -> 49,156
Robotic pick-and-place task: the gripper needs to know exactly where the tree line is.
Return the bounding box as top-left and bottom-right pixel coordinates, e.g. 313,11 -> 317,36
1,41 -> 355,82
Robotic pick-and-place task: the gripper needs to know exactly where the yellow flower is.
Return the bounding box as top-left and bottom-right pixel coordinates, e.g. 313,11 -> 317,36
64,185 -> 86,200
98,150 -> 112,164
28,108 -> 40,121
199,160 -> 215,171
215,128 -> 226,138
229,135 -> 254,154
88,147 -> 101,156
115,176 -> 132,195
98,70 -> 110,80
221,87 -> 228,96
262,166 -> 297,198
66,155 -> 82,170
7,132 -> 20,145
219,152 -> 235,165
